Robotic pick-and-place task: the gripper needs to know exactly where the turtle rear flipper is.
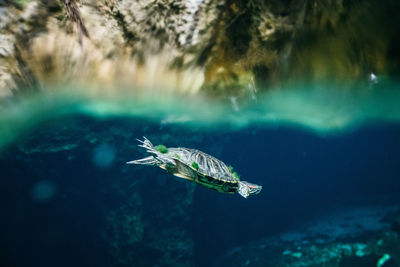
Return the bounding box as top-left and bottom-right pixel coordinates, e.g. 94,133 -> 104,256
127,156 -> 159,165
137,137 -> 156,154
238,181 -> 262,198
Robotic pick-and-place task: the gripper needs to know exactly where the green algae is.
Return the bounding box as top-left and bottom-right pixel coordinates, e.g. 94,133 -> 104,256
192,161 -> 199,170
228,165 -> 240,179
155,145 -> 168,154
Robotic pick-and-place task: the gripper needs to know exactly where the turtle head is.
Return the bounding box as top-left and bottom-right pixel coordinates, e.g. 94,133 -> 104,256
237,181 -> 262,198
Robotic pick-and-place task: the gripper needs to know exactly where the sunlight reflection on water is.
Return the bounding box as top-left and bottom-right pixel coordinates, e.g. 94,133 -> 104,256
0,79 -> 399,151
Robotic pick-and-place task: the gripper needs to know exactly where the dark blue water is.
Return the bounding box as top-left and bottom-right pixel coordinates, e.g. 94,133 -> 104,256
1,116 -> 400,266
193,125 -> 400,266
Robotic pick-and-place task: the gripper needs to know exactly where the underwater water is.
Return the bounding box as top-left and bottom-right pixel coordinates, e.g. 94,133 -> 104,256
1,80 -> 400,267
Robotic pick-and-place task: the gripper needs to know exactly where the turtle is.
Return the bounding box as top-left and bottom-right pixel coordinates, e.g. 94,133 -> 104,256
126,137 -> 262,198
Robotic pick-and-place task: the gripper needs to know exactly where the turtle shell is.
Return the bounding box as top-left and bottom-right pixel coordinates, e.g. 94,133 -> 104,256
171,148 -> 240,183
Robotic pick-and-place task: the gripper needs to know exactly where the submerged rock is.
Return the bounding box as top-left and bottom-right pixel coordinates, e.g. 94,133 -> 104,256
216,206 -> 400,267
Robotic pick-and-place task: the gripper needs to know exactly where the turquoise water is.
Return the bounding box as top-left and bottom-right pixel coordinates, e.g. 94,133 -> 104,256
1,78 -> 400,151
1,79 -> 400,266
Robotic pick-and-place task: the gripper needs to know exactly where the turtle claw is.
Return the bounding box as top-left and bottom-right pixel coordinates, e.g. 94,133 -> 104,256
136,138 -> 145,144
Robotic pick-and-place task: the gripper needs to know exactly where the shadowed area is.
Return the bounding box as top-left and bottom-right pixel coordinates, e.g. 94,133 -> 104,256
0,117 -> 400,266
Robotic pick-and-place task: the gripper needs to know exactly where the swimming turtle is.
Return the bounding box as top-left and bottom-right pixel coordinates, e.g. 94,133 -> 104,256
127,137 -> 262,198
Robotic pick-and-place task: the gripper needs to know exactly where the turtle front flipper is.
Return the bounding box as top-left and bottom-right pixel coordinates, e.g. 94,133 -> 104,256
237,181 -> 262,198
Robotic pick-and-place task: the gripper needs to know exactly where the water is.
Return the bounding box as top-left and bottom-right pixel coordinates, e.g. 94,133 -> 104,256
2,0 -> 400,265
1,81 -> 400,266
1,78 -> 400,150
